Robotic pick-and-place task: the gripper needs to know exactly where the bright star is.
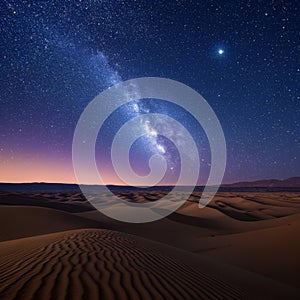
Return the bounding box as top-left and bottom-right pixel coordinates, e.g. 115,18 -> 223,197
132,103 -> 139,112
218,49 -> 224,55
149,130 -> 157,137
157,144 -> 166,154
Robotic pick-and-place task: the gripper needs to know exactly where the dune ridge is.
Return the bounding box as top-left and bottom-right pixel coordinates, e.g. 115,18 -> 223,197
0,229 -> 250,300
0,206 -> 102,242
0,191 -> 300,299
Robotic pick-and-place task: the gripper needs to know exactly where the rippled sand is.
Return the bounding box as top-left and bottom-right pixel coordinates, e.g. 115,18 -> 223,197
0,191 -> 299,299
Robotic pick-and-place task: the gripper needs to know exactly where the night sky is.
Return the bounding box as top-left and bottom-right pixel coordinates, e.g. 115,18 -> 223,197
0,0 -> 299,184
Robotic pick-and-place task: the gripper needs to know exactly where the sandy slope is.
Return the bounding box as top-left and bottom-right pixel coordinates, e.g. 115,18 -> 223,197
0,229 -> 246,300
0,228 -> 298,300
76,202 -> 300,252
0,206 -> 101,242
0,192 -> 300,299
201,216 -> 300,288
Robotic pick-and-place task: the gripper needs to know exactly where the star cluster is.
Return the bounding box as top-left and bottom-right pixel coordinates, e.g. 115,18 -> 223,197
0,0 -> 299,184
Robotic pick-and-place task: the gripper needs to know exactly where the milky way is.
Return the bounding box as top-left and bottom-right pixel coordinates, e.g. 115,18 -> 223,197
0,0 -> 299,184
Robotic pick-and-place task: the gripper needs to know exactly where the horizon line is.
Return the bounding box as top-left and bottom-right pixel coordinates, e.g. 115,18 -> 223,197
0,175 -> 299,187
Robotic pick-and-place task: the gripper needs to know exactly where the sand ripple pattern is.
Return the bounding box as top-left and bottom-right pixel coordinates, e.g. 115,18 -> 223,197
0,229 -> 248,300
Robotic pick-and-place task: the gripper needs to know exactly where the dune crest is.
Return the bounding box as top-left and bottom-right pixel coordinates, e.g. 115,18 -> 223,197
0,229 -> 249,300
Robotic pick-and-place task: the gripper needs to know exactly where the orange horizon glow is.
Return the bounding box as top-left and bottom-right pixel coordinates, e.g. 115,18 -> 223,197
0,153 -> 125,185
0,153 -> 182,185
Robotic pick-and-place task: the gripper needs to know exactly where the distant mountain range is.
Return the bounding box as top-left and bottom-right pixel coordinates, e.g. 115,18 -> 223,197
0,177 -> 299,192
223,177 -> 300,188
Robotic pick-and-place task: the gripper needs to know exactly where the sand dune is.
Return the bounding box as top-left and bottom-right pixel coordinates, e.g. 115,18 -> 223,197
1,228 -> 299,300
2,191 -> 300,220
0,229 -> 248,300
206,192 -> 300,221
0,191 -> 300,299
201,215 -> 300,288
0,206 -> 101,242
0,191 -> 92,213
76,200 -> 300,252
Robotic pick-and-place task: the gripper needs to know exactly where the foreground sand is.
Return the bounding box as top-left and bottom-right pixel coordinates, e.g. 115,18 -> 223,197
0,229 -> 247,300
0,191 -> 300,299
1,228 -> 299,300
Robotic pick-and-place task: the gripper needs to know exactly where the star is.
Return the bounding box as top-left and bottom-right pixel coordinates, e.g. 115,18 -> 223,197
157,144 -> 166,154
0,0 -> 298,185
